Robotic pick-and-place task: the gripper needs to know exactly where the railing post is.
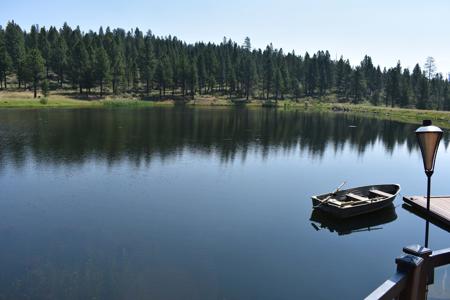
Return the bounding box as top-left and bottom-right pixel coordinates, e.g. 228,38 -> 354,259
398,245 -> 432,300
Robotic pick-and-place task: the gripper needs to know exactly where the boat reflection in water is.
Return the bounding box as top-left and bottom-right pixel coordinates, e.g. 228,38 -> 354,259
310,205 -> 397,235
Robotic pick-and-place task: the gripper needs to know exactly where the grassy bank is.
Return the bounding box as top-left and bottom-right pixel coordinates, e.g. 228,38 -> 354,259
313,102 -> 450,129
1,91 -> 450,129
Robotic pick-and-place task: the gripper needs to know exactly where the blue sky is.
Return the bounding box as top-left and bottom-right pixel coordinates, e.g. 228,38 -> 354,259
2,0 -> 450,75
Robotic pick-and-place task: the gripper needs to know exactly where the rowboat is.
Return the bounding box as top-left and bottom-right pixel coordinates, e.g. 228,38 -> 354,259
311,184 -> 401,218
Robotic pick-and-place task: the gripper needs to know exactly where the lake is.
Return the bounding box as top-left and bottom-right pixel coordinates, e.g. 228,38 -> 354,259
0,107 -> 448,300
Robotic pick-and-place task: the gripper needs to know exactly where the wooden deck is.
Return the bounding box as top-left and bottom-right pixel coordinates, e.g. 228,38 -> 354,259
403,196 -> 450,227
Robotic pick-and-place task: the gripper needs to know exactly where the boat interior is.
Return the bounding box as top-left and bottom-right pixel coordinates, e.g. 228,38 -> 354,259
316,188 -> 395,207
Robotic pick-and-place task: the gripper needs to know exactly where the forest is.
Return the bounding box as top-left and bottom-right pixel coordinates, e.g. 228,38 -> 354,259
0,21 -> 449,110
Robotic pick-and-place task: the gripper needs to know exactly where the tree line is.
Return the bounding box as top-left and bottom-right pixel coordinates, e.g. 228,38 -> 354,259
0,21 -> 449,110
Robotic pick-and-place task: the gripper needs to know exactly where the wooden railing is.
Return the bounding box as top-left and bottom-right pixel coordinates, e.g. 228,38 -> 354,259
365,245 -> 450,300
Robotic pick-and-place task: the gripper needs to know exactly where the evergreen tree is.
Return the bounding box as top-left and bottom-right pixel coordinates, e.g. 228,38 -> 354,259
71,39 -> 89,94
385,62 -> 401,107
188,58 -> 198,99
140,32 -> 154,96
155,56 -> 167,97
0,27 -> 12,89
291,78 -> 302,101
350,67 -> 363,103
416,77 -> 429,109
225,53 -> 236,98
25,48 -> 45,98
400,69 -> 411,107
38,27 -> 50,77
95,46 -> 110,96
242,54 -> 257,100
50,35 -> 67,87
263,45 -> 275,99
443,81 -> 450,111
27,25 -> 39,49
111,41 -> 125,95
243,37 -> 251,51
197,53 -> 207,94
5,21 -> 25,87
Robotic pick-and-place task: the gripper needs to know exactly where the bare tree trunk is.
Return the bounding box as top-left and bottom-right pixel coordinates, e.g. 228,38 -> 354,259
33,80 -> 37,98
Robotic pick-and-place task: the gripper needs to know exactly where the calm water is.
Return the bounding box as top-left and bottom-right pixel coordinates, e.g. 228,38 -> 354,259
0,107 -> 449,300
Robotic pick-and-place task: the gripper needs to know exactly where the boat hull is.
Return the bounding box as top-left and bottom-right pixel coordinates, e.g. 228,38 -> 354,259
311,184 -> 400,218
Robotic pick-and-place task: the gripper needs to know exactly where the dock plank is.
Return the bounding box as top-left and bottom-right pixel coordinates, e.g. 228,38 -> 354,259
403,196 -> 450,227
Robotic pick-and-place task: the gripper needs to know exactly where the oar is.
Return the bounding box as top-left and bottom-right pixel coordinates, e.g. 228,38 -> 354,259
313,181 -> 346,209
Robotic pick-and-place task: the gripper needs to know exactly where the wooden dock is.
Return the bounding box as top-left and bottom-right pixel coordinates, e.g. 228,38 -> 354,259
403,195 -> 450,227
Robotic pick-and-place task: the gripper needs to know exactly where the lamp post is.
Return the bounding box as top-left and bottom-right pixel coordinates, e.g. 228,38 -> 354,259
415,120 -> 443,248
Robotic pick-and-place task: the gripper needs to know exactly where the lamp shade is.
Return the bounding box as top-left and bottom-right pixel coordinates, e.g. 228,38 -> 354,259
416,120 -> 443,173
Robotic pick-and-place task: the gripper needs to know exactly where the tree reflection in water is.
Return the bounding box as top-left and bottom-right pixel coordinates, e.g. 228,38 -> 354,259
0,107 -> 444,170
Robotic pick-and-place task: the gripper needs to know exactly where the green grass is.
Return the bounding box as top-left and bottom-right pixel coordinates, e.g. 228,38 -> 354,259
0,91 -> 170,108
315,102 -> 450,129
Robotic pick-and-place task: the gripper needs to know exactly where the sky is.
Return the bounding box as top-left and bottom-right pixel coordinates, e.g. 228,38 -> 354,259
2,0 -> 450,76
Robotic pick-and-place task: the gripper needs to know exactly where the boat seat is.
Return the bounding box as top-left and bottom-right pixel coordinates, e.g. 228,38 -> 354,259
328,199 -> 353,207
369,189 -> 393,198
328,199 -> 343,206
346,193 -> 369,202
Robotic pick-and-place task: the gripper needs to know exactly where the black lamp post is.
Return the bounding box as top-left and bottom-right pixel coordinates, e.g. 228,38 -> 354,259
415,120 -> 443,247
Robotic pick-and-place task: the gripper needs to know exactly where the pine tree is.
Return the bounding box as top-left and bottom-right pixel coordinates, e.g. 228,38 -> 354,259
443,81 -> 450,111
242,54 -> 256,100
385,62 -> 401,107
400,69 -> 411,107
206,48 -> 218,93
140,32 -> 154,96
243,37 -> 251,51
111,41 -> 125,95
350,67 -> 363,103
27,25 -> 39,49
38,27 -> 50,77
50,35 -> 67,87
5,21 -> 25,87
225,53 -> 236,98
291,78 -> 301,101
71,39 -> 89,94
305,53 -> 318,95
156,55 -> 173,98
263,44 -> 275,99
188,58 -> 198,99
95,46 -> 110,96
0,27 -> 12,89
416,77 -> 429,109
25,48 -> 45,98
197,53 -> 207,95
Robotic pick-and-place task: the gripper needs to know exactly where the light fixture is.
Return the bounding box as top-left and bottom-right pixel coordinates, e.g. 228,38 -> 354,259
415,120 -> 443,247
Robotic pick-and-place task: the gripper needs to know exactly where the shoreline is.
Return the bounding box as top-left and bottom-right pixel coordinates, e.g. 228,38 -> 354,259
1,93 -> 450,129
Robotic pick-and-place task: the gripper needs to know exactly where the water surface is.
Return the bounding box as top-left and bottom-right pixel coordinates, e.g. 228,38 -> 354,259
0,107 -> 448,299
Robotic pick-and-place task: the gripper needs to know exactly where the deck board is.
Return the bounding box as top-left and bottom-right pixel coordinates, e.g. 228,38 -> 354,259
403,196 -> 450,227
